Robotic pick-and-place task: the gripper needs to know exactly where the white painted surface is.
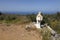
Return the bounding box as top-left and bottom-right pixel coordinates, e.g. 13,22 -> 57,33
34,23 -> 41,28
36,12 -> 43,23
35,11 -> 43,28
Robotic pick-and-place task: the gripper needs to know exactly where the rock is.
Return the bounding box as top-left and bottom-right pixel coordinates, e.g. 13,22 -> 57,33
25,23 -> 36,31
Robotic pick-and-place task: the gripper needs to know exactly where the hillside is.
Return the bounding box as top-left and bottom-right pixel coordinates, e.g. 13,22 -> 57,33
0,12 -> 60,40
0,23 -> 42,40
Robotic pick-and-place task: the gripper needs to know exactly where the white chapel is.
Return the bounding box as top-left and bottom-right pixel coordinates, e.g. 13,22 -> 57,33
35,12 -> 43,28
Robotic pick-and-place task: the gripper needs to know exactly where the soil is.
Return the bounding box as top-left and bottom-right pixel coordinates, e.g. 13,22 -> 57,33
0,23 -> 42,40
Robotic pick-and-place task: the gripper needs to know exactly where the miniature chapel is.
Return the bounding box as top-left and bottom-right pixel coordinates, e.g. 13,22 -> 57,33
35,12 -> 43,28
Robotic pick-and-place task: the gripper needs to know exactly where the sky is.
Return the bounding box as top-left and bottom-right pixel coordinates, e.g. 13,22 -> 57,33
0,0 -> 60,13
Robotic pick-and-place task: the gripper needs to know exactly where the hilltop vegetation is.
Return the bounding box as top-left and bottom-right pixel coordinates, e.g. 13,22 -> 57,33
43,12 -> 60,34
0,12 -> 31,24
0,12 -> 60,34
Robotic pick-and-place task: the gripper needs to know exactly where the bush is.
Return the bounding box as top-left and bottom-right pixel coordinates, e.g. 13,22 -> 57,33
0,12 -> 2,15
0,16 -> 4,20
26,14 -> 36,22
